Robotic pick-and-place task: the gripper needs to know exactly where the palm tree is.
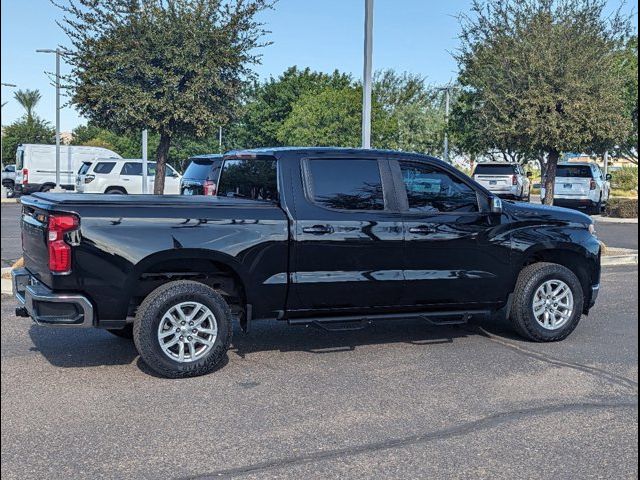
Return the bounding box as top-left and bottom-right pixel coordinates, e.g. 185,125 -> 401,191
13,89 -> 42,122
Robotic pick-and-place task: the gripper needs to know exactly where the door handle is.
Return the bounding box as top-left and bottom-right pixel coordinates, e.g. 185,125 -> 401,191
409,225 -> 436,235
303,225 -> 334,235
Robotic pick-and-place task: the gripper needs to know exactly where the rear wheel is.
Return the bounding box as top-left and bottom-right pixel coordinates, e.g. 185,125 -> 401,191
105,187 -> 126,194
509,262 -> 584,342
3,181 -> 15,198
133,280 -> 232,378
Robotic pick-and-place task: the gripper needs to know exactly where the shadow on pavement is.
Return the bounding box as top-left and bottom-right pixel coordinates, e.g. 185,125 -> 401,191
27,316 -> 482,371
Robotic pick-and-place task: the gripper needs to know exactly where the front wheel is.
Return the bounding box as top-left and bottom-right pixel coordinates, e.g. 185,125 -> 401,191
133,280 -> 232,378
4,182 -> 15,198
509,262 -> 584,342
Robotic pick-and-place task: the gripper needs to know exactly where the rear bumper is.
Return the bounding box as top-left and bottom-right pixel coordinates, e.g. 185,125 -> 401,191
553,198 -> 597,209
12,268 -> 94,328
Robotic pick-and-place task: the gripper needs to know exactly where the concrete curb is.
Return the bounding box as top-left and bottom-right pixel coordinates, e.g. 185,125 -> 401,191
1,267 -> 12,295
601,254 -> 638,267
1,198 -> 18,204
593,215 -> 638,224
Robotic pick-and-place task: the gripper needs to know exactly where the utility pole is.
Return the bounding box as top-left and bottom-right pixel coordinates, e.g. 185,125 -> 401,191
141,129 -> 148,194
603,150 -> 609,177
1,83 -> 17,176
36,48 -> 63,192
443,88 -> 450,163
361,0 -> 374,149
219,126 -> 223,154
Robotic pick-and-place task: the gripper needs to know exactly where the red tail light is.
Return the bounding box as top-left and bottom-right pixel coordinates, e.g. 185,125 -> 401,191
22,168 -> 29,185
48,214 -> 79,273
590,179 -> 597,190
512,175 -> 518,186
203,180 -> 217,196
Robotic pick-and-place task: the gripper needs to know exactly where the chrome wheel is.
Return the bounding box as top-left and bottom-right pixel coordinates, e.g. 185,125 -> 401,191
532,279 -> 574,330
157,301 -> 218,363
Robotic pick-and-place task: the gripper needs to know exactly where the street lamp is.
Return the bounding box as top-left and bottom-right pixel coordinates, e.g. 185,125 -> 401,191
361,0 -> 374,149
437,85 -> 455,164
36,48 -> 63,192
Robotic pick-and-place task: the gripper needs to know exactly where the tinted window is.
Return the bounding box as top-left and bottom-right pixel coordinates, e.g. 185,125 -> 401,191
307,159 -> 384,211
93,162 -> 115,174
556,165 -> 593,178
183,159 -> 215,180
5,165 -> 15,172
474,164 -> 517,175
16,150 -> 24,170
78,162 -> 92,175
401,161 -> 478,213
121,162 -> 142,175
217,159 -> 278,202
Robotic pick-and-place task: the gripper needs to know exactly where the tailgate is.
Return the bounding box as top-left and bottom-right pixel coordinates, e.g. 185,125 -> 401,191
20,203 -> 50,280
474,174 -> 512,188
555,177 -> 590,195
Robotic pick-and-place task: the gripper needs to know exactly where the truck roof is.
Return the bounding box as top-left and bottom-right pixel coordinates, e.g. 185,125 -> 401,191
225,147 -> 442,162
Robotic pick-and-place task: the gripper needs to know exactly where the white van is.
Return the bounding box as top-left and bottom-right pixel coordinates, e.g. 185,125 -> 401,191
14,144 -> 122,195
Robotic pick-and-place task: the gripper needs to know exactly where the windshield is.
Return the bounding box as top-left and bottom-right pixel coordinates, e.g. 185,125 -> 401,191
78,162 -> 93,175
474,164 -> 517,175
556,165 -> 593,178
183,159 -> 215,180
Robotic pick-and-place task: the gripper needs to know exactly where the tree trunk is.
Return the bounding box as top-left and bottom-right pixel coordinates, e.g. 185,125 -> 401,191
154,132 -> 171,195
542,148 -> 560,206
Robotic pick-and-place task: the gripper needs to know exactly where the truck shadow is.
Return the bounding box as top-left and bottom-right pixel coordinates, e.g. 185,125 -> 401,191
230,318 -> 474,359
28,316 -> 515,371
28,325 -> 139,368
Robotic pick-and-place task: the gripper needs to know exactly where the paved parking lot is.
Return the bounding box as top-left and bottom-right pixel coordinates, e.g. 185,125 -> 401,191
1,266 -> 637,479
0,201 -> 637,479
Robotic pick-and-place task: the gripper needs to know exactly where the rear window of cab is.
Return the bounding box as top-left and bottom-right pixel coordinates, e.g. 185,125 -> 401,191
473,164 -> 518,175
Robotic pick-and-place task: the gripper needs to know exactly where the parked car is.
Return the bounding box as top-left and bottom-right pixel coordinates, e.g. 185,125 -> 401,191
472,162 -> 532,201
75,159 -> 181,194
14,144 -> 122,195
541,163 -> 611,214
2,164 -> 16,197
13,148 -> 601,378
180,154 -> 223,195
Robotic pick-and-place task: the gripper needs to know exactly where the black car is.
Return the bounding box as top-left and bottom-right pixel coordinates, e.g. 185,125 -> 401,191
13,148 -> 601,378
180,154 -> 223,195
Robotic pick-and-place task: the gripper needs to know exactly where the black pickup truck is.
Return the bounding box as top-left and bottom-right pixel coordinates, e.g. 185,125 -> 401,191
13,148 -> 601,378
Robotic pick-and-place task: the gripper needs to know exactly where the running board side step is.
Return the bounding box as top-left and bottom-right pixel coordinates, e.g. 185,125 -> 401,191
287,309 -> 491,330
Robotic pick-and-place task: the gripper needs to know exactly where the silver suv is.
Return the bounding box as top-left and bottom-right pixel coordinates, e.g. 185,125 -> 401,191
473,162 -> 532,201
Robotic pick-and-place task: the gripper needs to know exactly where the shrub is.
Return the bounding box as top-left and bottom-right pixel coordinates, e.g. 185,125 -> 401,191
610,167 -> 638,191
605,198 -> 638,218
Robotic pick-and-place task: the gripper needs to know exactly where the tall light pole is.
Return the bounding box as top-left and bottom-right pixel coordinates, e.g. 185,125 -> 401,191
36,48 -> 63,192
361,0 -> 374,149
437,85 -> 454,163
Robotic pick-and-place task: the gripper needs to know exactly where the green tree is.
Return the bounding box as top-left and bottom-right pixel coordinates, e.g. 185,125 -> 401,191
2,119 -> 55,164
456,0 -> 633,204
615,36 -> 638,164
56,0 -> 272,193
228,66 -> 353,149
374,70 -> 446,155
13,89 -> 42,122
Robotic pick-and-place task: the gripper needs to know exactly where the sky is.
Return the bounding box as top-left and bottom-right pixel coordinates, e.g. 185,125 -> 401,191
1,0 -> 637,132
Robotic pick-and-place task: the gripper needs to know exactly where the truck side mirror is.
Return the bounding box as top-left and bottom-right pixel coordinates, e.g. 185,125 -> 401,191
490,196 -> 503,214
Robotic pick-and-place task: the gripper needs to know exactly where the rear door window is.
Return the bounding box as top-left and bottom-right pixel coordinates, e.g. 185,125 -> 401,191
474,164 -> 517,175
306,159 -> 385,211
121,162 -> 142,175
93,162 -> 116,174
184,159 -> 215,180
217,159 -> 278,202
556,166 -> 593,178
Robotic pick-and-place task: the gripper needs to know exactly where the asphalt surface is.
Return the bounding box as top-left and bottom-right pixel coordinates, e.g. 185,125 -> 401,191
1,266 -> 637,479
1,203 -> 22,267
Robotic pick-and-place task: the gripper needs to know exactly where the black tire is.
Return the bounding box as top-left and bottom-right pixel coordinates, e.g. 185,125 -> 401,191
105,187 -> 126,194
40,184 -> 54,192
509,262 -> 584,342
591,195 -> 603,215
4,181 -> 15,198
107,324 -> 133,339
133,280 -> 232,378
